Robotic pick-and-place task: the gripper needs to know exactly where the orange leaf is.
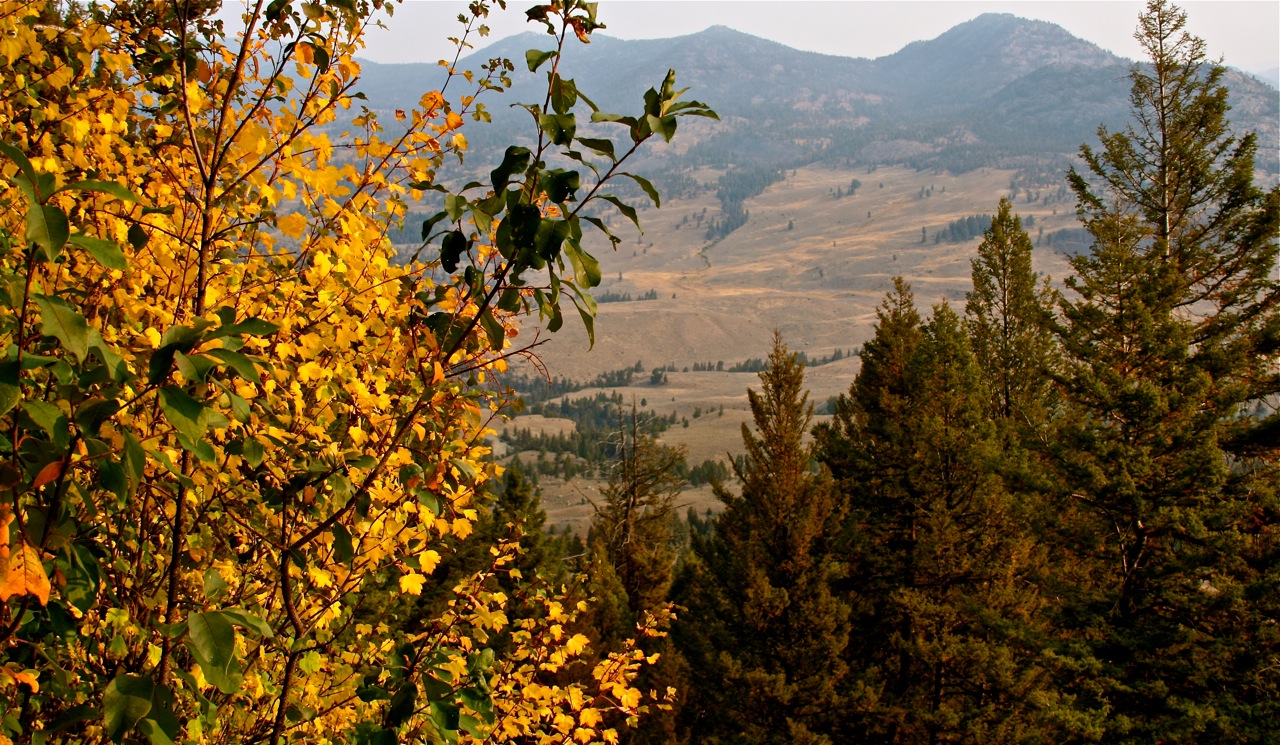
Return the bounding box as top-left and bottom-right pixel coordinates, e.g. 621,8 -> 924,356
30,459 -> 63,490
0,542 -> 50,606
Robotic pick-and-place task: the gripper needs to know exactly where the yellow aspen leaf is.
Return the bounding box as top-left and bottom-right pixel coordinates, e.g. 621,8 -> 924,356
398,571 -> 426,595
277,212 -> 307,238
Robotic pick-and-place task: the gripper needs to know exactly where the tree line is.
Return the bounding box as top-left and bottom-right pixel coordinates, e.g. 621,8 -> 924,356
454,6 -> 1278,741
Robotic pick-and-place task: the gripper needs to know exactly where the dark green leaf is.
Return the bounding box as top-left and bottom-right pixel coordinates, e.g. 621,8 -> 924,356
29,204 -> 70,260
525,49 -> 555,72
33,295 -> 90,361
212,317 -> 279,339
575,137 -> 615,161
207,348 -> 263,383
62,543 -> 101,613
187,611 -> 242,694
127,224 -> 149,250
597,195 -> 641,230
420,210 -> 449,241
488,145 -> 529,195
562,241 -> 601,287
157,387 -> 209,443
385,682 -> 418,727
219,608 -> 275,638
74,397 -> 121,436
103,674 -> 153,743
57,180 -> 142,203
620,172 -> 661,208
0,382 -> 19,418
332,523 -> 355,563
549,74 -> 577,116
243,437 -> 265,468
478,309 -> 504,352
537,113 -> 576,147
68,234 -> 128,270
441,230 -> 468,274
137,719 -> 176,745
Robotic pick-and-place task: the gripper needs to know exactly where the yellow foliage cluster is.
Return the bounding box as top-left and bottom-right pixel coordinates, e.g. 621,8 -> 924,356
0,0 -> 678,742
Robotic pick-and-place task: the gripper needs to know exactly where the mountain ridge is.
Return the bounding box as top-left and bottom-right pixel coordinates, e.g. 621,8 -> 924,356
353,12 -> 1276,176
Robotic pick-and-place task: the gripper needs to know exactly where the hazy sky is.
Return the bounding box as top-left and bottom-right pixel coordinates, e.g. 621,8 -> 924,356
352,0 -> 1279,75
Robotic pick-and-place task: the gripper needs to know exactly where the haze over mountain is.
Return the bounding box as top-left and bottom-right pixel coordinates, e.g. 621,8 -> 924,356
355,13 -> 1279,176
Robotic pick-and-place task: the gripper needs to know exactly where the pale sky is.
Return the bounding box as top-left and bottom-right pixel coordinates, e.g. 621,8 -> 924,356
355,0 -> 1280,75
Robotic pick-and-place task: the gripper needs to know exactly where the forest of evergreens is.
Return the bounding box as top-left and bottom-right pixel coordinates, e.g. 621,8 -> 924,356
462,5 -> 1279,741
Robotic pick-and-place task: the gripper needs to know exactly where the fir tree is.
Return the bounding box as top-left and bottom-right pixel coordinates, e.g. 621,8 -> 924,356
819,296 -> 1056,743
1050,1 -> 1280,739
590,408 -> 685,617
965,197 -> 1058,430
675,333 -> 849,745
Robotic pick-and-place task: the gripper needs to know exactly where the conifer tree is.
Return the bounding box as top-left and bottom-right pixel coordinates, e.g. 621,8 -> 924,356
675,333 -> 849,745
819,295 -> 1055,743
965,197 -> 1058,430
1050,1 -> 1280,739
590,409 -> 685,617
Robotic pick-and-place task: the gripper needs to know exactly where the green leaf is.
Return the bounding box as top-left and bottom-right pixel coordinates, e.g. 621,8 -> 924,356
332,523 -> 355,563
203,568 -> 229,600
62,543 -> 101,613
211,317 -> 279,339
157,387 -> 209,443
123,433 -> 146,496
32,295 -> 90,361
385,682 -> 418,728
590,112 -> 636,127
430,700 -> 461,734
444,193 -> 468,221
22,399 -> 66,441
0,382 -> 19,418
220,608 -> 275,638
597,195 -> 641,231
57,179 -> 143,203
174,351 -> 216,383
537,113 -> 576,147
574,137 -> 615,161
525,49 -> 556,73
549,74 -> 577,115
563,240 -> 602,287
28,204 -> 70,260
103,674 -> 153,743
67,234 -> 128,270
478,309 -> 504,352
243,437 -> 265,468
645,113 -> 677,142
441,230 -> 468,274
0,142 -> 40,195
74,397 -> 122,436
187,611 -> 242,694
620,172 -> 661,208
127,224 -> 149,250
206,348 -> 262,383
137,719 -> 176,745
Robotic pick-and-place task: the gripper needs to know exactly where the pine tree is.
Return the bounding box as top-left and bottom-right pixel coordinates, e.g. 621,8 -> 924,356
819,295 -> 1056,743
965,197 -> 1058,430
674,333 -> 849,745
590,408 -> 685,616
1050,1 -> 1280,739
